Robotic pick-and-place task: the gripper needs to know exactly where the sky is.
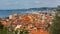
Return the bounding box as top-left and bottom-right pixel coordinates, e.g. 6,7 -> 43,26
0,0 -> 60,18
0,0 -> 60,9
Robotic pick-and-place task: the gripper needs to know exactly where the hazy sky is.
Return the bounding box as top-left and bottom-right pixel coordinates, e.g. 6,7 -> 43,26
0,0 -> 60,9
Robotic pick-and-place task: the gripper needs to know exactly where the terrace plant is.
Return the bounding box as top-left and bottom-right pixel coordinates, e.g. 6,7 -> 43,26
13,29 -> 29,34
17,29 -> 29,34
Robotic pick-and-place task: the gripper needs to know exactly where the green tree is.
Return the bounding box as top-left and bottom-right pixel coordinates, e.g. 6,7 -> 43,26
0,22 -> 3,30
50,6 -> 60,34
2,26 -> 8,34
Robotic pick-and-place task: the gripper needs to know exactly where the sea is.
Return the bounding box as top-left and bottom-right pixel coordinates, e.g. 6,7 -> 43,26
0,10 -> 39,18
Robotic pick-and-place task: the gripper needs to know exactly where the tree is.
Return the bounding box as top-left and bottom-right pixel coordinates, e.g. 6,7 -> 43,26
0,22 -> 3,30
50,6 -> 60,34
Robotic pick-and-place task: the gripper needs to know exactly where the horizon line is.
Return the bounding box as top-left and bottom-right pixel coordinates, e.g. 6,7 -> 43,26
0,7 -> 56,10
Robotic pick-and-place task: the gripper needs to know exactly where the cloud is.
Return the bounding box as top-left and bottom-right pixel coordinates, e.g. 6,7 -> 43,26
35,1 -> 40,4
